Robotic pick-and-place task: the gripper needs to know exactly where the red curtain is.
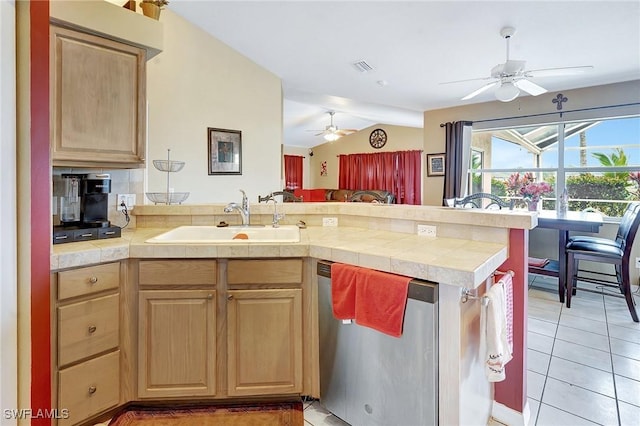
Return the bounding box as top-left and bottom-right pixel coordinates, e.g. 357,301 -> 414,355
338,150 -> 422,204
284,155 -> 304,190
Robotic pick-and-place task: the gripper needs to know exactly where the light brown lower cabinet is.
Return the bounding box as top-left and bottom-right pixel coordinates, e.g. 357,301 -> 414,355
226,288 -> 303,396
52,262 -> 123,426
137,290 -> 217,398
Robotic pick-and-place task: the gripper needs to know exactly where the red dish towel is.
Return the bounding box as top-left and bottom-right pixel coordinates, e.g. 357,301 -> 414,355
355,268 -> 411,338
331,263 -> 360,319
528,257 -> 549,267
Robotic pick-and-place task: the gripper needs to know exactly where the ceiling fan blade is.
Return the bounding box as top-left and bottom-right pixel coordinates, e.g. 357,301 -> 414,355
335,129 -> 357,136
514,79 -> 547,96
461,81 -> 499,100
440,76 -> 493,85
526,65 -> 594,78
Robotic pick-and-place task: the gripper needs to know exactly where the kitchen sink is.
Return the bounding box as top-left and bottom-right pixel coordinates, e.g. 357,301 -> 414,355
146,225 -> 301,244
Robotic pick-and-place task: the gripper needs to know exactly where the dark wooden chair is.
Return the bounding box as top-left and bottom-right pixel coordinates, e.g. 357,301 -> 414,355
453,193 -> 514,210
565,202 -> 640,322
257,190 -> 302,203
347,190 -> 395,203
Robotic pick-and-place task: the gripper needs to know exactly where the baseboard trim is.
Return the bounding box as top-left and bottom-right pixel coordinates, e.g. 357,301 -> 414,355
491,400 -> 530,426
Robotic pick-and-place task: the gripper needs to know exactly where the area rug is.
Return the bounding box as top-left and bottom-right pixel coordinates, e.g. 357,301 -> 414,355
108,401 -> 304,426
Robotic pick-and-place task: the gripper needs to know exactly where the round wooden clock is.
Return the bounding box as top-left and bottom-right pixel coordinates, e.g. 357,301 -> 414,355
369,128 -> 387,149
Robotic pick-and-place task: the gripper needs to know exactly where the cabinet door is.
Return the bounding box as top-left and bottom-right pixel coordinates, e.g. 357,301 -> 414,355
227,289 -> 302,396
51,26 -> 146,167
138,290 -> 216,398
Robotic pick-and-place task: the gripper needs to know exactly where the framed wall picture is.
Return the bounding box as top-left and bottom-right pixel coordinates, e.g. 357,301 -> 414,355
208,127 -> 242,175
426,153 -> 445,177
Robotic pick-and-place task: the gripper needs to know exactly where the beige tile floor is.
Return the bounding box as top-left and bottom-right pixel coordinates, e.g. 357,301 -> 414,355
303,274 -> 640,426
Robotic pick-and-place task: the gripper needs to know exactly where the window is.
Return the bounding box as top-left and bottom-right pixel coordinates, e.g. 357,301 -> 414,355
469,116 -> 640,217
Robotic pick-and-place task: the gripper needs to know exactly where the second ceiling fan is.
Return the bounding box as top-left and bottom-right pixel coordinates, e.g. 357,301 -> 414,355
311,111 -> 357,141
442,27 -> 593,102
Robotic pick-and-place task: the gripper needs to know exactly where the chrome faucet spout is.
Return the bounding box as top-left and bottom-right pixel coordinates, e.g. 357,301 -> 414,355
267,192 -> 285,228
224,190 -> 250,225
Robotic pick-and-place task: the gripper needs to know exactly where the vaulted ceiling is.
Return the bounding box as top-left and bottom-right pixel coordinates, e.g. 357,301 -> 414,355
169,1 -> 640,147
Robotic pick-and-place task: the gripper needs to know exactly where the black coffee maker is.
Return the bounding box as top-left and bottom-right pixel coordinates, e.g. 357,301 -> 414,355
80,173 -> 112,227
54,173 -> 121,244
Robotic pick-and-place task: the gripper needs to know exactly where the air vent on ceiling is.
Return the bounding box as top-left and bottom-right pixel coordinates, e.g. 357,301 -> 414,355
352,60 -> 374,73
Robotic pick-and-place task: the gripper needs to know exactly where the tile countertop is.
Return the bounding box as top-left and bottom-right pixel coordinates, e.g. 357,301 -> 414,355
51,225 -> 509,288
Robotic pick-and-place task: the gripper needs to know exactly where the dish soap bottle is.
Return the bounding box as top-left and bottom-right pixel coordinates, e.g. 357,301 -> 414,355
559,187 -> 569,214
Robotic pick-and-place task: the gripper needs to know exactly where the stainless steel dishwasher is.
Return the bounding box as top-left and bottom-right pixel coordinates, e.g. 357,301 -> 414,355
317,260 -> 438,426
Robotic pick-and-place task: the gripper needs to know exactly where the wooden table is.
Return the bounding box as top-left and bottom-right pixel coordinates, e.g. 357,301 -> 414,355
530,210 -> 604,302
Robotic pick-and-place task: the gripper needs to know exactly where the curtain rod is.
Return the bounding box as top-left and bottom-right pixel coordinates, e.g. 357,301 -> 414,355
439,102 -> 640,127
336,149 -> 423,157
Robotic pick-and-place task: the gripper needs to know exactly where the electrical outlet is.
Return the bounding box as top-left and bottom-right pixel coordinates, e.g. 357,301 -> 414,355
417,224 -> 437,237
322,217 -> 338,227
635,257 -> 640,269
117,194 -> 136,211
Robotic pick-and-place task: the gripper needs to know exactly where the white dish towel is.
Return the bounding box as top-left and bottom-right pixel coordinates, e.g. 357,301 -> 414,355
481,280 -> 513,382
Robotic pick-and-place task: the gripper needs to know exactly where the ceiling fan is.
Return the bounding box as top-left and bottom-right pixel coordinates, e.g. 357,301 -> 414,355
308,111 -> 357,141
442,26 -> 593,102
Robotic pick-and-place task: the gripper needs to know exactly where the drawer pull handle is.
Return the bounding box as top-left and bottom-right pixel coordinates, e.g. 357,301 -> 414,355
88,386 -> 97,395
226,295 -> 233,301
54,235 -> 68,240
207,294 -> 214,299
89,276 -> 98,284
88,325 -> 97,334
80,233 -> 93,238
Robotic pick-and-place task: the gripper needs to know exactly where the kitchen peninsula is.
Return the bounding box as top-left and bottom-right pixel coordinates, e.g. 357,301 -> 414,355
51,203 -> 536,426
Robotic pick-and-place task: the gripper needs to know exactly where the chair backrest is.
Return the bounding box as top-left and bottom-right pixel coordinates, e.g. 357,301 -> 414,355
616,202 -> 640,256
453,193 -> 514,210
347,190 -> 395,203
257,190 -> 302,203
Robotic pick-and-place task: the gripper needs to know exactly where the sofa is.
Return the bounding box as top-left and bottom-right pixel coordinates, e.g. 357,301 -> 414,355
291,188 -> 395,203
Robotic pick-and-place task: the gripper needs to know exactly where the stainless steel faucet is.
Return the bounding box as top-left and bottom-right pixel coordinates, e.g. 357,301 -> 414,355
267,194 -> 285,227
224,189 -> 250,225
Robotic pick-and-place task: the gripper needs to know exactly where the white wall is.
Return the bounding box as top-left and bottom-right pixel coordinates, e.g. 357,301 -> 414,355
0,0 -> 18,420
145,10 -> 283,204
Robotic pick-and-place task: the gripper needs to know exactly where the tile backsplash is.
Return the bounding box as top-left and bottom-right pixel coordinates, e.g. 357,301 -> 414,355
52,167 -> 144,229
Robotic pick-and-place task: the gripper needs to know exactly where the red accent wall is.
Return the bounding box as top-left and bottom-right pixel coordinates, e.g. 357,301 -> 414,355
494,229 -> 529,412
30,1 -> 52,423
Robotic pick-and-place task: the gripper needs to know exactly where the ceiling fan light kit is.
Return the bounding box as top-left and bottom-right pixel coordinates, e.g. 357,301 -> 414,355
495,81 -> 520,102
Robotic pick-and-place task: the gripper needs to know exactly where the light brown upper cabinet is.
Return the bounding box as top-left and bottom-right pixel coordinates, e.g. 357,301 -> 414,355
50,25 -> 146,168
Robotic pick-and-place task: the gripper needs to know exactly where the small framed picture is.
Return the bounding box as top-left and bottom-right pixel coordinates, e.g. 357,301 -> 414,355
426,153 -> 446,177
208,127 -> 242,175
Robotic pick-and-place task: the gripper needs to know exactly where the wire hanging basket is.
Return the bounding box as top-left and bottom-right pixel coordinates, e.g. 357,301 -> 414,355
146,149 -> 190,205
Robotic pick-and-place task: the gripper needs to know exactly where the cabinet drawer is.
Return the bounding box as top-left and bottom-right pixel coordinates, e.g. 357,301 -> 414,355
58,294 -> 119,367
58,262 -> 120,300
139,260 -> 217,286
227,259 -> 302,284
58,350 -> 120,426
